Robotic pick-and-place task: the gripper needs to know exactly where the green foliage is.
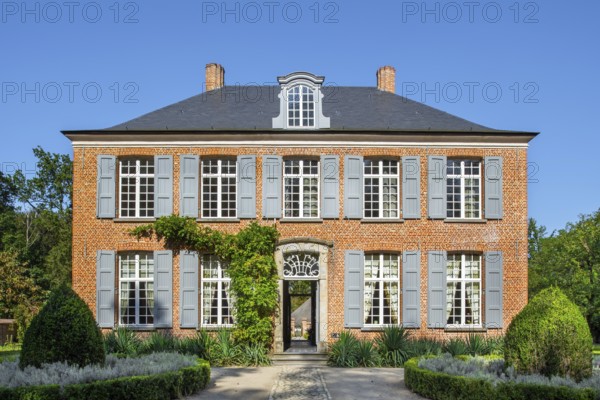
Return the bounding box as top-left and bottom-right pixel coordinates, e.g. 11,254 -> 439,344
405,356 -> 599,400
210,329 -> 242,366
355,339 -> 381,367
328,331 -> 359,367
408,338 -> 443,358
0,252 -> 43,319
240,343 -> 272,366
139,331 -> 177,355
19,286 -> 105,369
131,216 -> 279,348
528,212 -> 600,342
504,287 -> 593,381
375,325 -> 411,367
103,327 -> 141,357
0,358 -> 210,400
444,338 -> 469,356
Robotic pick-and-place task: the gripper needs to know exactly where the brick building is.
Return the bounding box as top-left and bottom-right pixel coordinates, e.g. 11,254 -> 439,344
63,64 -> 538,353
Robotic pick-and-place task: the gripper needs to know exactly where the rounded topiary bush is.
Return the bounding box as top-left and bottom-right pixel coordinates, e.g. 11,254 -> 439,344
504,286 -> 592,381
19,285 -> 106,369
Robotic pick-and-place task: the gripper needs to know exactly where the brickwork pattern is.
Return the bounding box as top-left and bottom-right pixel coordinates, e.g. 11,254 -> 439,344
72,145 -> 528,341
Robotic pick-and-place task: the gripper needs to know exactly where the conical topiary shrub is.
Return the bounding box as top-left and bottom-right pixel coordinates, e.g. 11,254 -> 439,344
19,285 -> 106,369
504,286 -> 592,381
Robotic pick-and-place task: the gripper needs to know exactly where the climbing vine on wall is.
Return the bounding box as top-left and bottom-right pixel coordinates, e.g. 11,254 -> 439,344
131,216 -> 279,347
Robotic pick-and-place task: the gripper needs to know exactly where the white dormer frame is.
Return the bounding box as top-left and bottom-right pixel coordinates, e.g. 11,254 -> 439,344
272,72 -> 330,130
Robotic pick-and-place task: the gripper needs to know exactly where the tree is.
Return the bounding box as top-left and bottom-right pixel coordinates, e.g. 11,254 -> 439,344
528,211 -> 600,342
0,251 -> 42,318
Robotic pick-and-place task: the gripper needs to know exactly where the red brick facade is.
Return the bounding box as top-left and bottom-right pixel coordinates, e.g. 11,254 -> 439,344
70,142 -> 530,342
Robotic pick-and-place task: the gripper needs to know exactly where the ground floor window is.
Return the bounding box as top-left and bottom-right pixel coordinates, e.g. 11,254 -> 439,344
446,253 -> 482,326
201,254 -> 234,327
364,253 -> 399,326
119,252 -> 154,327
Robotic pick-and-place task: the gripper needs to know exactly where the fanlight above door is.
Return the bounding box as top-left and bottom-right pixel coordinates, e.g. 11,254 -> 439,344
283,252 -> 319,279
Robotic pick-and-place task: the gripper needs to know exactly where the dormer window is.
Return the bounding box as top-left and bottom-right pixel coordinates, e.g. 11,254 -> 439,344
288,85 -> 315,127
273,72 -> 330,130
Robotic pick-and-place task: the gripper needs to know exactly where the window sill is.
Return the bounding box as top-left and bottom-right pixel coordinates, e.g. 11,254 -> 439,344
113,218 -> 157,223
361,219 -> 404,224
200,325 -> 234,331
117,325 -> 157,331
444,326 -> 487,332
360,326 -> 385,332
444,219 -> 487,224
197,218 -> 240,223
279,218 -> 323,223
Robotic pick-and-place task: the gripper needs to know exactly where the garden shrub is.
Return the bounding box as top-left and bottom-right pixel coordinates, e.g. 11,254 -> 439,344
376,325 -> 411,367
328,331 -> 359,367
504,287 -> 593,381
19,285 -> 105,369
138,331 -> 177,355
103,327 -> 141,357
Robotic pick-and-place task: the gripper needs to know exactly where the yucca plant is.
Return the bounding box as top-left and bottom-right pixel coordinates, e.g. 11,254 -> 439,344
212,329 -> 242,366
376,325 -> 411,367
484,335 -> 504,355
177,330 -> 216,361
443,337 -> 468,356
328,331 -> 359,367
356,340 -> 381,367
139,331 -> 177,355
408,338 -> 443,357
240,343 -> 271,366
466,333 -> 488,356
104,327 -> 140,357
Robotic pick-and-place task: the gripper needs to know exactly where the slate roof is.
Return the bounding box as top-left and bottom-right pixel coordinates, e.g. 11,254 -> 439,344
106,86 -> 505,133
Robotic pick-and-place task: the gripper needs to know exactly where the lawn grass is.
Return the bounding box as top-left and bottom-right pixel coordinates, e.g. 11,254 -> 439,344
0,343 -> 21,363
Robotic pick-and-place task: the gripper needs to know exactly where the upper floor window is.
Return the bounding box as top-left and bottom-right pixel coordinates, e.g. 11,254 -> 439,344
446,253 -> 481,326
288,85 -> 315,128
364,160 -> 399,219
272,72 -> 330,130
364,253 -> 400,326
119,252 -> 154,327
119,159 -> 154,218
284,159 -> 319,218
201,255 -> 233,327
202,159 -> 237,218
447,159 -> 481,219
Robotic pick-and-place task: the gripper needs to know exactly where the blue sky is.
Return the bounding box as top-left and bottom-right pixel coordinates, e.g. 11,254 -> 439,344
1,0 -> 598,232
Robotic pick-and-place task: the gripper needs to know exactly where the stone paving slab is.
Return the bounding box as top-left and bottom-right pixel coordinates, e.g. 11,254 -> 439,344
187,366 -> 425,400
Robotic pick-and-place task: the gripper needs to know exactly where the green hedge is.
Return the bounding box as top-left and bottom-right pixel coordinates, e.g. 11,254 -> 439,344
0,359 -> 210,400
404,358 -> 597,400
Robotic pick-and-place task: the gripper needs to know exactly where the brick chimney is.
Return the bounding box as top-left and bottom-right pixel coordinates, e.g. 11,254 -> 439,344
205,63 -> 225,91
376,66 -> 396,93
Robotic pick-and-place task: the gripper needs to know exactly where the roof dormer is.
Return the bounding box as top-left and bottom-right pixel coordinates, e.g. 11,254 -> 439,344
272,72 -> 330,130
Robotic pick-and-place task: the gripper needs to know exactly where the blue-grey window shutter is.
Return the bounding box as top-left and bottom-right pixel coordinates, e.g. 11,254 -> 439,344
344,250 -> 364,328
154,250 -> 173,328
402,250 -> 421,328
179,155 -> 199,218
97,155 -> 116,218
428,251 -> 447,328
402,156 -> 421,219
484,157 -> 503,219
262,155 -> 282,218
321,155 -> 339,218
96,250 -> 115,328
344,155 -> 363,219
238,155 -> 257,218
180,251 -> 199,329
485,251 -> 503,329
154,155 -> 173,217
428,156 -> 447,219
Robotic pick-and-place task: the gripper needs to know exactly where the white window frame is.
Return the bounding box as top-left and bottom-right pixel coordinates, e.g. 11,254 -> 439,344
118,252 -> 154,328
446,159 -> 481,219
287,84 -> 315,128
119,158 -> 154,218
363,253 -> 400,327
363,159 -> 400,219
446,253 -> 482,328
201,158 -> 238,219
201,255 -> 234,328
283,159 -> 320,219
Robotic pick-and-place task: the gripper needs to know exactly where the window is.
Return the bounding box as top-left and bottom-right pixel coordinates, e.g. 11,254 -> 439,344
201,255 -> 233,327
201,159 -> 237,218
447,159 -> 481,219
287,85 -> 315,128
446,254 -> 481,326
119,159 -> 154,218
364,160 -> 399,218
284,159 -> 319,218
364,253 -> 399,326
119,252 -> 154,327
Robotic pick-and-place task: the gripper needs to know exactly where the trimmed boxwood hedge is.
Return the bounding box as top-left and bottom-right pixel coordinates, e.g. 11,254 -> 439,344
404,358 -> 597,400
0,359 -> 210,400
